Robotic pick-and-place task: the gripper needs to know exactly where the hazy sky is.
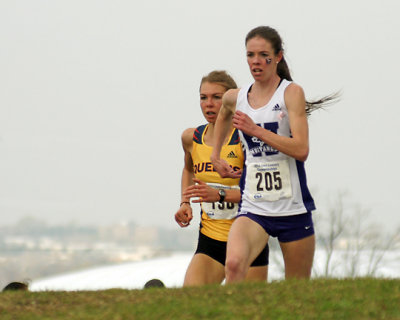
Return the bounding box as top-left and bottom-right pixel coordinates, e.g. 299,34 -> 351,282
1,0 -> 399,231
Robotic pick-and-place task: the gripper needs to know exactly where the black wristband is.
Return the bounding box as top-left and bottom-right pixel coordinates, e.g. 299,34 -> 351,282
180,201 -> 190,207
218,189 -> 226,204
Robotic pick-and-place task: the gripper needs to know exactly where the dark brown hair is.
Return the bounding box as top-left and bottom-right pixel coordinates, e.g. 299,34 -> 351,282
246,26 -> 339,115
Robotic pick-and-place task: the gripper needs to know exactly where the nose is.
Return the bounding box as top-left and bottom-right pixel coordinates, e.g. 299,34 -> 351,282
250,55 -> 261,65
204,97 -> 214,107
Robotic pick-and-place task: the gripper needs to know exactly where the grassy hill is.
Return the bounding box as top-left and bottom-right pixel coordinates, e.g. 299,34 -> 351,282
0,278 -> 399,319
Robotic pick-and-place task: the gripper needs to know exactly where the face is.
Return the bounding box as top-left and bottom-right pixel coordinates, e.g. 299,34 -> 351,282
199,82 -> 226,124
246,36 -> 282,81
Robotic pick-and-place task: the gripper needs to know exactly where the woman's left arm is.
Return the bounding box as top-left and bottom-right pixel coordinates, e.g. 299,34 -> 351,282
233,83 -> 309,161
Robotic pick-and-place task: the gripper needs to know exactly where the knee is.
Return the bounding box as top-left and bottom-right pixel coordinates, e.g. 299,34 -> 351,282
225,256 -> 245,277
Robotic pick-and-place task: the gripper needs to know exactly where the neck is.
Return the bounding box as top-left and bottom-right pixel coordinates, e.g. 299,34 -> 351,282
253,74 -> 281,91
247,74 -> 282,109
206,122 -> 215,135
204,122 -> 234,146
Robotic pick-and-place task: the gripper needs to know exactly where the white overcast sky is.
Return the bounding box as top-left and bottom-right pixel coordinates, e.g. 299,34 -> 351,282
1,0 -> 399,231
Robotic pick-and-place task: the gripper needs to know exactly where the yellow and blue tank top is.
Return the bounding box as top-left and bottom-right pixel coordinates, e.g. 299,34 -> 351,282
191,124 -> 244,242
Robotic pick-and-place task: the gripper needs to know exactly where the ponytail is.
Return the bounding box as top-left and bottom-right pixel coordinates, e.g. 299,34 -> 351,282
305,91 -> 341,116
246,26 -> 340,115
278,57 -> 340,115
277,57 -> 292,81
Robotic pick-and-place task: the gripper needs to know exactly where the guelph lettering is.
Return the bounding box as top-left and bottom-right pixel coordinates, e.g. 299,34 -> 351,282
194,162 -> 240,174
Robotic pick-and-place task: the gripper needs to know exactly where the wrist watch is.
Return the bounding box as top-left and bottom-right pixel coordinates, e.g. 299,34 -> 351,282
218,189 -> 226,204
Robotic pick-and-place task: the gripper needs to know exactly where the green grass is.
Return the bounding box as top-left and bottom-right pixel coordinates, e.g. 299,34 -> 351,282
0,279 -> 399,320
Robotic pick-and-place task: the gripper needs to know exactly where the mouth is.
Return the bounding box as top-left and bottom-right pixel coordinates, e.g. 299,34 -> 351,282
252,68 -> 263,74
205,111 -> 217,122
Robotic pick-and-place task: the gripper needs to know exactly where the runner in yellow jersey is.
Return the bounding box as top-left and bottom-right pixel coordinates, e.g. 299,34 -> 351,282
174,70 -> 269,286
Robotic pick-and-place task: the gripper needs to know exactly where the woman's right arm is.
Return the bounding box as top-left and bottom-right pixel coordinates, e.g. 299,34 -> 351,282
174,128 -> 195,227
183,178 -> 242,203
211,89 -> 241,178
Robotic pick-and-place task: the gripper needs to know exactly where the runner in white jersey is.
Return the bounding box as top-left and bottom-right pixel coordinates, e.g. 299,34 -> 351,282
236,79 -> 315,217
211,26 -> 338,283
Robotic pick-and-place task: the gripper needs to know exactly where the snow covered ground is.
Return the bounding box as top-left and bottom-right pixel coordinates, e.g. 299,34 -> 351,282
30,252 -> 191,291
30,249 -> 400,291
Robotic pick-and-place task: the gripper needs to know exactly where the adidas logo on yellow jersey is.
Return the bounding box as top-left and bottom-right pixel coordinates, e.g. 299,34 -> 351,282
227,151 -> 238,158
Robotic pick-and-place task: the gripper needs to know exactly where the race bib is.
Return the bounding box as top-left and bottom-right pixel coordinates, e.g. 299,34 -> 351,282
201,183 -> 239,220
247,160 -> 292,201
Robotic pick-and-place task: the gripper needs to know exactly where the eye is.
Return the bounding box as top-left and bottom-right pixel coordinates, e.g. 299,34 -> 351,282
200,96 -> 206,100
213,95 -> 222,100
247,52 -> 254,58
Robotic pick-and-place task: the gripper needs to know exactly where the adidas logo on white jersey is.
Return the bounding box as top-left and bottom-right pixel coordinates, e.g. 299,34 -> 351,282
227,151 -> 238,158
272,104 -> 281,111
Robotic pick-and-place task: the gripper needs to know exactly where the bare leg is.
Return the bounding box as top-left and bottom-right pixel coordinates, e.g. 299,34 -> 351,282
183,253 -> 225,286
279,234 -> 315,279
225,216 -> 269,283
245,265 -> 268,282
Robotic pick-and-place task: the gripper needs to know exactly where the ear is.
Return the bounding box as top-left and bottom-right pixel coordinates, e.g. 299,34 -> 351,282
276,50 -> 283,63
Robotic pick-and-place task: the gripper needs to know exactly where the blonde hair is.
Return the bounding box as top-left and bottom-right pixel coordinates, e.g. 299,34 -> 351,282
200,70 -> 237,91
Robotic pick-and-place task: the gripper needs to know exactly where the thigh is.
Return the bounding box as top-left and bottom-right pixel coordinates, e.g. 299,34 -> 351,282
227,216 -> 269,269
195,232 -> 227,265
250,242 -> 269,267
279,234 -> 315,279
183,253 -> 225,286
246,265 -> 268,282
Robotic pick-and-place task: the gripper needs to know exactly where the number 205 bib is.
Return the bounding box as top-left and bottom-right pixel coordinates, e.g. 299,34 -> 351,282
247,160 -> 292,202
